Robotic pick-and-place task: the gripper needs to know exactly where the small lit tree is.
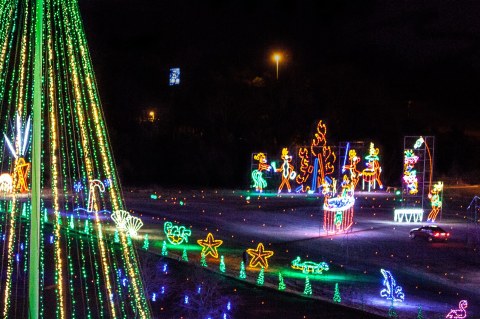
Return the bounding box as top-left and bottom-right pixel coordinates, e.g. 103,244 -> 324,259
416,305 -> 423,319
182,248 -> 188,262
388,300 -> 398,318
142,233 -> 149,250
200,252 -> 208,267
161,240 -> 168,256
256,267 -> 265,286
333,283 -> 341,303
278,273 -> 286,291
303,276 -> 312,295
219,255 -> 226,273
239,261 -> 246,279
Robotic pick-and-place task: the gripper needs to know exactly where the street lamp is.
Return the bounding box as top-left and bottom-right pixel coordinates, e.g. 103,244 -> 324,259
272,53 -> 282,80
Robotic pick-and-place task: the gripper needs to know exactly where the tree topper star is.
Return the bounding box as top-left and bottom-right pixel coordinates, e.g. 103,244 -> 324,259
197,232 -> 223,259
246,242 -> 274,269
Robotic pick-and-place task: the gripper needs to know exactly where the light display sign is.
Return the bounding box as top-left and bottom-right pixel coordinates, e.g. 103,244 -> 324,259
169,67 -> 180,86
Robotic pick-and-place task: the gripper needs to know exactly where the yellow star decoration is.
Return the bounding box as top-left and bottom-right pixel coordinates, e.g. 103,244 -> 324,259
246,242 -> 274,269
197,232 -> 223,259
14,157 -> 30,193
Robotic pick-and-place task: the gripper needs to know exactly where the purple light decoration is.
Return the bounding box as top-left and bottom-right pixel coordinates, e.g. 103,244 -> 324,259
49,235 -> 54,244
184,295 -> 189,304
161,286 -> 165,294
103,178 -> 111,188
122,278 -> 128,287
73,181 -> 83,192
163,263 -> 168,273
227,301 -> 231,311
151,293 -> 157,302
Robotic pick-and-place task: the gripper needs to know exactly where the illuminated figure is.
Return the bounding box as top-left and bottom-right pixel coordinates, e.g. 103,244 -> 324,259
291,256 -> 329,274
342,149 -> 361,190
427,181 -> 443,222
380,268 -> 405,302
361,143 -> 383,191
164,221 -> 192,245
403,150 -> 419,194
295,120 -> 336,193
4,114 -> 31,193
446,300 -> 468,319
276,148 -> 296,193
323,175 -> 355,234
0,173 -> 13,193
251,153 -> 272,192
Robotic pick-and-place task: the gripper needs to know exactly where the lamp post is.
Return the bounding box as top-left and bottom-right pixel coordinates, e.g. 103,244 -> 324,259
273,53 -> 282,80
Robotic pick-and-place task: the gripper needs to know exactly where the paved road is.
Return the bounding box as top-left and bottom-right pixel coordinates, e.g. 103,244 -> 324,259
125,186 -> 480,319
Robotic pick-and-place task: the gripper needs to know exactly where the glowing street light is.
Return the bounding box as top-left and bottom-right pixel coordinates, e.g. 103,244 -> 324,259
272,53 -> 282,80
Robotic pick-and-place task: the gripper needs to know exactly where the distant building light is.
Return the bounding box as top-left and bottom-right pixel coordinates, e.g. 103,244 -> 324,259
169,67 -> 180,86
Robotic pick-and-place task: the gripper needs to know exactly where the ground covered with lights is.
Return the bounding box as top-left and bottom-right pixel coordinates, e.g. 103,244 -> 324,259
124,185 -> 480,319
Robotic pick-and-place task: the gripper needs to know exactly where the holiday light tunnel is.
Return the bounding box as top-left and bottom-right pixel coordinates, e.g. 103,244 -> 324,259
0,0 -> 151,317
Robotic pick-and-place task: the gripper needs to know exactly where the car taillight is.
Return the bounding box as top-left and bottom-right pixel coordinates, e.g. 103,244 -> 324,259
447,233 -> 450,236
434,233 -> 439,237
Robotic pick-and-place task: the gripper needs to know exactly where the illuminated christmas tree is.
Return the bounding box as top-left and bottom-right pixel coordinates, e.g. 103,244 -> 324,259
416,305 -> 423,319
303,276 -> 312,295
142,234 -> 149,250
333,283 -> 341,303
239,261 -> 246,279
200,252 -> 208,267
278,273 -> 286,291
388,301 -> 398,318
181,248 -> 188,262
256,267 -> 265,286
0,0 -> 151,317
161,240 -> 168,256
219,255 -> 226,273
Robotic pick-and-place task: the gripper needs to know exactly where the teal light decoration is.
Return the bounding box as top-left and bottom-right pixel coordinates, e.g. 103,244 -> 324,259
239,261 -> 246,279
200,252 -> 207,267
333,283 -> 341,303
219,255 -> 226,273
142,234 -> 149,250
303,276 -> 312,295
256,267 -> 264,286
278,273 -> 286,291
161,241 -> 168,256
181,248 -> 188,262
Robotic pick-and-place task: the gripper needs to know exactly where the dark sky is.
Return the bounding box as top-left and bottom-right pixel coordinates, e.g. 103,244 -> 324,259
78,0 -> 480,187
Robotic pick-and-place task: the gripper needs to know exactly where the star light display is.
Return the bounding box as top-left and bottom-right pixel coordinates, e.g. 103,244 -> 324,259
197,232 -> 223,258
246,243 -> 274,269
380,269 -> 405,302
0,0 -> 151,316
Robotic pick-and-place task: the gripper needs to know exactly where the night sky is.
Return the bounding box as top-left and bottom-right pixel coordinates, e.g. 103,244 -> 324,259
79,0 -> 480,188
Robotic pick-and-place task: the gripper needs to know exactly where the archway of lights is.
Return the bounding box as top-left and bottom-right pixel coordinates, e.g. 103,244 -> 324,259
0,0 -> 151,318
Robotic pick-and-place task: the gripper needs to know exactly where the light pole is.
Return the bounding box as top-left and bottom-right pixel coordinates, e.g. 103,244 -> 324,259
273,53 -> 282,80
